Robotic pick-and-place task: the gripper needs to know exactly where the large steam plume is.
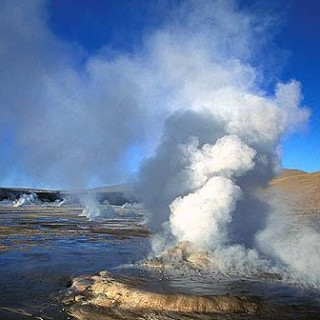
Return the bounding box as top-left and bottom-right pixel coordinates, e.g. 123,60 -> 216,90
135,1 -> 319,287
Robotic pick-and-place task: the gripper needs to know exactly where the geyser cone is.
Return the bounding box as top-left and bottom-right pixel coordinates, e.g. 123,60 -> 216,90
141,241 -> 216,271
65,271 -> 262,319
141,242 -> 282,282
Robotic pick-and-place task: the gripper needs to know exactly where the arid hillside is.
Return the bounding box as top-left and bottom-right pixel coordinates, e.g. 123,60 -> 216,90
270,169 -> 320,214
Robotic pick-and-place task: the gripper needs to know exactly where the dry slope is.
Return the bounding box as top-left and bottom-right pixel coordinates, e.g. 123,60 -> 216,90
270,169 -> 320,214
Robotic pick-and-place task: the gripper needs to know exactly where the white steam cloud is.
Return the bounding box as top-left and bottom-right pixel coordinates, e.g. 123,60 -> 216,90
135,1 -> 319,288
79,194 -> 116,221
169,135 -> 255,249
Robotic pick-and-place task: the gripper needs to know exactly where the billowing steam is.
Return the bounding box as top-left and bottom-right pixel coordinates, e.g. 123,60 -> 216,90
79,194 -> 115,221
139,96 -> 319,286
79,194 -> 102,220
169,135 -> 254,249
13,193 -> 38,207
135,1 -> 319,287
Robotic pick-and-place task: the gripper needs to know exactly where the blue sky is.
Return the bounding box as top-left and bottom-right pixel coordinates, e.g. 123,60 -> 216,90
276,0 -> 320,171
47,0 -> 319,172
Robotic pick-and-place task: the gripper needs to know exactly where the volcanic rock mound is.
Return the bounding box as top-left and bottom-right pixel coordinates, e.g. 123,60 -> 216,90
141,242 -> 216,272
65,271 -> 262,319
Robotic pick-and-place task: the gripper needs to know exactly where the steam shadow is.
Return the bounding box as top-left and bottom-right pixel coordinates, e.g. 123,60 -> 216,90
228,194 -> 270,250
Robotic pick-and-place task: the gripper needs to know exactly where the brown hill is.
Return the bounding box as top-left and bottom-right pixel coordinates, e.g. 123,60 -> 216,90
270,169 -> 320,214
275,169 -> 306,178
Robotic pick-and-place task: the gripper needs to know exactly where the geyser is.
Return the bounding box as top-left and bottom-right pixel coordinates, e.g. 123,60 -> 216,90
136,0 -> 319,288
139,86 -> 319,286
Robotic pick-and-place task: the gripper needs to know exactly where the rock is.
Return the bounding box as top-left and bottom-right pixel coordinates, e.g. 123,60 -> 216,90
141,242 -> 216,272
65,272 -> 262,319
70,276 -> 94,292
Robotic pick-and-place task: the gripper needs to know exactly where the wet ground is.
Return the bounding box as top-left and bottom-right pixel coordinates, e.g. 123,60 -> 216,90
0,206 -> 319,319
0,206 -> 150,319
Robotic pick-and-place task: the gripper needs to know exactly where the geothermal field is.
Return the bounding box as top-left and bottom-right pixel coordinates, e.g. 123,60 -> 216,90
1,0 -> 320,319
0,170 -> 319,319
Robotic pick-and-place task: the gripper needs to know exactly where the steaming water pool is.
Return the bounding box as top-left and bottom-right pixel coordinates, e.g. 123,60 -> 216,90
0,207 -> 319,319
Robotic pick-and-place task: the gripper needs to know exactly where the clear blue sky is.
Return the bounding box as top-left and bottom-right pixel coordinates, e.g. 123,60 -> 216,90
47,0 -> 319,172
276,0 -> 320,172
